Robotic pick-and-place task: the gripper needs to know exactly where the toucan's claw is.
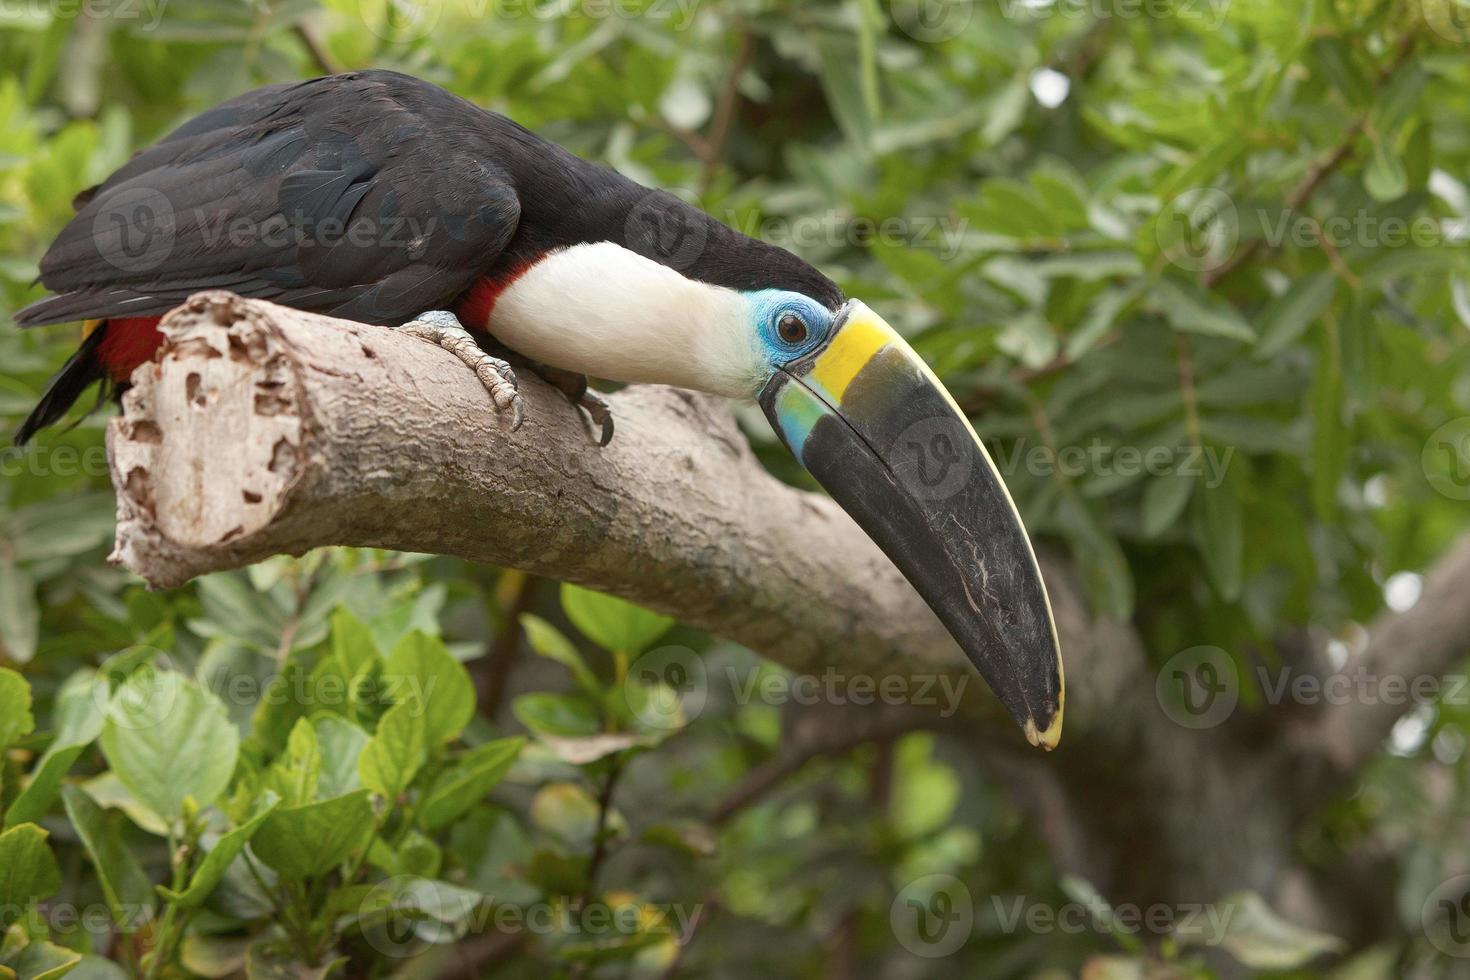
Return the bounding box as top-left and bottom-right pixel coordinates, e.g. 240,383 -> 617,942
580,389 -> 614,447
397,312 -> 526,432
522,360 -> 614,447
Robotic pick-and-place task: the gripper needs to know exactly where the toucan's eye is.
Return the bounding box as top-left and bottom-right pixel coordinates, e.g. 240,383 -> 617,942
777,312 -> 809,346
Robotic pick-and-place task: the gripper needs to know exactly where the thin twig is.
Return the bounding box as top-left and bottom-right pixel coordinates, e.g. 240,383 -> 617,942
709,710 -> 939,826
477,572 -> 542,718
292,21 -> 341,76
1175,332 -> 1202,450
1201,32 -> 1419,289
698,25 -> 754,196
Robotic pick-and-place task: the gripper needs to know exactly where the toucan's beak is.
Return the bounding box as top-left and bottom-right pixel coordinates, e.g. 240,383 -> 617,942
758,301 -> 1064,749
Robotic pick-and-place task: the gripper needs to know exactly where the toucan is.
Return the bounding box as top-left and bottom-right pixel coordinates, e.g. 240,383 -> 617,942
13,70 -> 1063,748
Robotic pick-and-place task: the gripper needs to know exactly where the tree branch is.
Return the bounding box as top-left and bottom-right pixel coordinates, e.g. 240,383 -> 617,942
106,291 -> 1108,745
1306,531 -> 1470,771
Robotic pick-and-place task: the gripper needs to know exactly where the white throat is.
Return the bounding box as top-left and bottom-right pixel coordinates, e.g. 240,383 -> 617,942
489,242 -> 760,398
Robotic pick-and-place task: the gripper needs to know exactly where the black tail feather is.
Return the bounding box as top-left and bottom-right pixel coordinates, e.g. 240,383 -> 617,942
15,327 -> 109,446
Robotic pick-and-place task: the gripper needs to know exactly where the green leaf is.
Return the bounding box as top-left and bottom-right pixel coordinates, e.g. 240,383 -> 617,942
1186,891 -> 1345,968
1255,271 -> 1337,358
512,692 -> 601,737
1364,138 -> 1407,202
0,670 -> 34,752
312,716 -> 369,799
418,737 -> 524,832
98,670 -> 240,825
382,633 -> 474,744
3,940 -> 81,980
244,944 -> 346,979
6,746 -> 85,830
62,955 -> 131,979
1141,472 -> 1196,539
356,877 -> 484,943
1150,279 -> 1256,343
331,608 -> 381,679
358,699 -> 426,800
0,824 -> 61,931
560,584 -> 674,655
251,789 -> 375,880
520,614 -> 599,695
1192,471 -> 1244,602
1311,319 -> 1347,521
59,786 -> 155,928
157,802 -> 278,910
0,560 -> 39,665
264,719 -> 322,808
530,783 -> 605,847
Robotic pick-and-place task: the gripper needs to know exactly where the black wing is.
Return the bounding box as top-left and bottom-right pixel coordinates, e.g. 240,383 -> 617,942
17,71 -> 521,327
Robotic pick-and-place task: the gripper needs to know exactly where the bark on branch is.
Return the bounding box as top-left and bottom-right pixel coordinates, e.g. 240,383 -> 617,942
106,291 -> 1107,740
100,291 -> 1470,927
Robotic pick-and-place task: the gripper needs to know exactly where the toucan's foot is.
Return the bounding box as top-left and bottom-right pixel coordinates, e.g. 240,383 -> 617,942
397,311 -> 525,431
525,361 -> 614,446
578,389 -> 615,447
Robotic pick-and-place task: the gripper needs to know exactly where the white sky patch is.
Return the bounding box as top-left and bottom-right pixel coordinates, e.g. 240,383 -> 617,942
1029,68 -> 1070,109
1384,571 -> 1423,613
1325,639 -> 1349,671
1433,727 -> 1466,765
1363,473 -> 1390,508
1388,705 -> 1434,757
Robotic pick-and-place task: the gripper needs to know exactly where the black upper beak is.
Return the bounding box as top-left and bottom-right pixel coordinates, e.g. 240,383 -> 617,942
758,301 -> 1063,748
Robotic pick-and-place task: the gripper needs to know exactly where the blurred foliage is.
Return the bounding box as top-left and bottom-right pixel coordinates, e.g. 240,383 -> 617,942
1,0 -> 1470,975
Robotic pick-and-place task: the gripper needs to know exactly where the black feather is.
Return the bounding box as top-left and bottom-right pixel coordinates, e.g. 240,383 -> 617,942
15,327 -> 110,446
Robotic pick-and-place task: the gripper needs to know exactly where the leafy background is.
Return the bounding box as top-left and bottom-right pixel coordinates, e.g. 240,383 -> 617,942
1,0 -> 1470,976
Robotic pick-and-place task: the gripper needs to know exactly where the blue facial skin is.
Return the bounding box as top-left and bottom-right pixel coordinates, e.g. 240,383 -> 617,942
744,289 -> 836,375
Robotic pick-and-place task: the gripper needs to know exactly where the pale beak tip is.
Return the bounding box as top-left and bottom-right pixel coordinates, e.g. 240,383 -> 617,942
1024,708 -> 1063,751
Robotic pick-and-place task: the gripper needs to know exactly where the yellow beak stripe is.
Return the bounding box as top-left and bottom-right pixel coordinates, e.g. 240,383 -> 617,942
807,313 -> 895,404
